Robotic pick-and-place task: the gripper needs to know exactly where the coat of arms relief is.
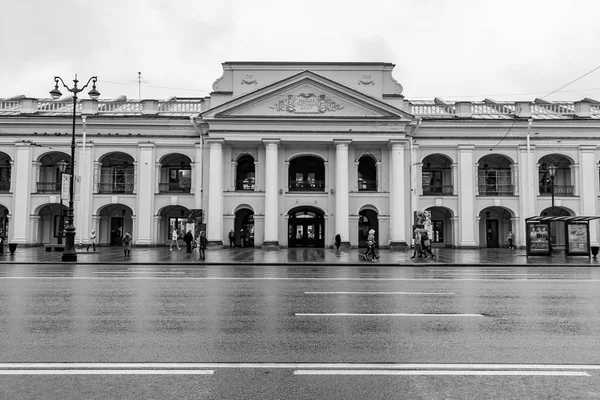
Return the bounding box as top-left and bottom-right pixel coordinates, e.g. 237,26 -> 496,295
270,93 -> 344,114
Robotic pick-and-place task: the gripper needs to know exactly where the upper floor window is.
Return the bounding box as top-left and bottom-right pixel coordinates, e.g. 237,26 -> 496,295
235,155 -> 255,191
288,156 -> 325,192
358,156 -> 377,191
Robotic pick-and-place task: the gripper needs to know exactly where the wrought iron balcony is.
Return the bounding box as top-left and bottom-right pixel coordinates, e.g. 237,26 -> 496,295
159,182 -> 191,193
97,182 -> 134,194
358,179 -> 377,191
235,178 -> 255,191
37,181 -> 61,193
478,184 -> 515,196
422,184 -> 453,195
539,184 -> 574,196
0,181 -> 10,192
288,180 -> 325,192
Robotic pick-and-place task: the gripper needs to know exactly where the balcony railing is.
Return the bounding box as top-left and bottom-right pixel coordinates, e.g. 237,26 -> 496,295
288,180 -> 325,192
97,182 -> 135,194
358,179 -> 377,191
159,182 -> 191,193
422,185 -> 453,195
37,181 -> 61,193
0,181 -> 10,192
235,178 -> 255,191
539,184 -> 574,196
478,184 -> 515,196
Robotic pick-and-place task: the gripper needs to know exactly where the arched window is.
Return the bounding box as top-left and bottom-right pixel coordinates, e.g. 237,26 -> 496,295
288,156 -> 325,192
358,156 -> 377,191
235,155 -> 255,190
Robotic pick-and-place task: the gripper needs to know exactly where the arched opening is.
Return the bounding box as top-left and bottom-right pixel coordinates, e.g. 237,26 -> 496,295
479,207 -> 514,248
538,155 -> 574,196
478,154 -> 514,196
36,203 -> 69,245
159,153 -> 192,193
422,154 -> 453,195
36,152 -> 71,193
358,156 -> 377,191
425,206 -> 454,247
0,204 -> 9,240
358,208 -> 379,247
288,156 -> 325,192
235,155 -> 256,191
97,204 -> 135,245
0,153 -> 11,192
157,205 -> 191,245
98,152 -> 135,194
288,206 -> 325,247
234,208 -> 255,247
541,206 -> 572,250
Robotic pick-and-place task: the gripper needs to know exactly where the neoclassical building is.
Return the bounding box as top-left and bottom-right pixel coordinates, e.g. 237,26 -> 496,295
1,61 -> 599,249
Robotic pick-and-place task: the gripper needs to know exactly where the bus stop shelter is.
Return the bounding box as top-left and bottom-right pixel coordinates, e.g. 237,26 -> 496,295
525,216 -> 600,258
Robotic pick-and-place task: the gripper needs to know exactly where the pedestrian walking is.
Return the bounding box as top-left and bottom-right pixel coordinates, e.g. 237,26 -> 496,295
86,229 -> 96,252
363,229 -> 379,261
122,232 -> 132,257
183,230 -> 194,253
421,231 -> 434,258
198,230 -> 207,261
507,230 -> 514,249
228,229 -> 235,248
169,228 -> 181,251
334,233 -> 341,251
410,228 -> 423,259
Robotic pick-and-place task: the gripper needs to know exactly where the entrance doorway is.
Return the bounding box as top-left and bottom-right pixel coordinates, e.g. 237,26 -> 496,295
358,209 -> 379,248
486,219 -> 499,248
288,207 -> 324,247
110,217 -> 124,246
234,208 -> 255,247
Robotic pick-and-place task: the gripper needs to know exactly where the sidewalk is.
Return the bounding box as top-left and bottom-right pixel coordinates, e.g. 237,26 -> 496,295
1,245 -> 599,266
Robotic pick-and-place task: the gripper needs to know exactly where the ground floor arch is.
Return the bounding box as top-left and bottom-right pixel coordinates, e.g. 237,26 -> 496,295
478,206 -> 514,248
358,207 -> 379,248
288,206 -> 325,248
157,205 -> 191,244
425,206 -> 454,247
234,207 -> 255,247
36,203 -> 68,245
96,204 -> 135,245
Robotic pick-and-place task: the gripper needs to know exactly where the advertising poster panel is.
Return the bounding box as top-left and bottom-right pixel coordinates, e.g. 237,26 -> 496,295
566,222 -> 589,255
527,222 -> 551,255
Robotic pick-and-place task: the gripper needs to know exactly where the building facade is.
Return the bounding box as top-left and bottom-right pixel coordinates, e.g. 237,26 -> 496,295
1,62 -> 599,249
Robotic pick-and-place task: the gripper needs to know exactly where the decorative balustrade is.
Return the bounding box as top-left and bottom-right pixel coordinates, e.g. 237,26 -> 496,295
471,102 -> 515,115
235,178 -> 255,191
37,181 -> 61,193
158,101 -> 204,113
288,180 -> 326,192
97,182 -> 135,194
0,100 -> 20,111
539,184 -> 574,196
477,184 -> 515,196
159,182 -> 191,193
37,101 -> 78,113
531,102 -> 575,115
410,103 -> 455,116
422,185 -> 453,195
358,179 -> 377,191
98,101 -> 143,114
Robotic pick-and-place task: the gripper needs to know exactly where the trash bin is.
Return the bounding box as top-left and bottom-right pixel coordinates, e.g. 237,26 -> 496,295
8,243 -> 17,255
591,246 -> 599,260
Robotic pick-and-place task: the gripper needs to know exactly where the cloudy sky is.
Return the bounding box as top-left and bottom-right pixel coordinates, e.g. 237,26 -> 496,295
1,0 -> 599,102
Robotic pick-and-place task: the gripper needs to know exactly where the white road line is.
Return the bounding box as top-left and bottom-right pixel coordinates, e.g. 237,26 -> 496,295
304,291 -> 455,295
294,370 -> 590,377
2,277 -> 600,282
1,363 -> 599,370
295,313 -> 484,317
0,370 -> 213,375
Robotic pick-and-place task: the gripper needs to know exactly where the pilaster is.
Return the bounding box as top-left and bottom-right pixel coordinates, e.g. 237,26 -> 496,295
457,145 -> 476,247
389,140 -> 408,249
207,139 -> 224,245
135,143 -> 155,245
263,139 -> 280,248
334,140 -> 351,246
11,143 -> 32,244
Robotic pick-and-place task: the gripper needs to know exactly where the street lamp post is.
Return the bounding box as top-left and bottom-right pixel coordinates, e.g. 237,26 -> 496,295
56,159 -> 68,245
548,164 -> 557,215
50,75 -> 100,262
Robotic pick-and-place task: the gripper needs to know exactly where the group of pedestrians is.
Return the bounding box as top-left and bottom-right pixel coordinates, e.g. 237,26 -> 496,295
410,228 -> 434,259
170,228 -> 208,260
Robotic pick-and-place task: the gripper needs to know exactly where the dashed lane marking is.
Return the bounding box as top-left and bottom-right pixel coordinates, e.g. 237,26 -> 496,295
294,370 -> 590,376
295,313 -> 484,317
0,370 -> 214,375
304,291 -> 455,295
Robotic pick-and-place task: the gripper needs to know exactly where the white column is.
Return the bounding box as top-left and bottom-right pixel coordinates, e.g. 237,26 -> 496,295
263,139 -> 279,247
11,143 -> 32,244
334,140 -> 351,245
518,145 -> 535,247
77,142 -> 94,246
207,139 -> 224,244
580,146 -> 598,245
135,143 -> 155,245
194,143 -> 203,209
458,145 -> 477,247
389,140 -> 407,248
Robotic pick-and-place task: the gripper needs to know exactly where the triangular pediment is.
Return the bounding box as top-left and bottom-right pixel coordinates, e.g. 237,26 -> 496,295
201,70 -> 412,120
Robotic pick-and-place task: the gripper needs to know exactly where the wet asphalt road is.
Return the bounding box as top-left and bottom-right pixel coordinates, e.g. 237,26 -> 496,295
1,264 -> 600,399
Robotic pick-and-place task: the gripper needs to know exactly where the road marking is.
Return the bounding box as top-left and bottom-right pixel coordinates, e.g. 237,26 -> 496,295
1,363 -> 599,370
295,313 -> 484,317
0,370 -> 214,375
304,291 -> 455,295
2,277 -> 600,282
294,370 -> 590,376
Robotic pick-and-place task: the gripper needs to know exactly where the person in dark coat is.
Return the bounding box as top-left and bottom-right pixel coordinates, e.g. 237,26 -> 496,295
199,230 -> 207,261
334,233 -> 341,250
421,231 -> 434,258
183,230 -> 194,253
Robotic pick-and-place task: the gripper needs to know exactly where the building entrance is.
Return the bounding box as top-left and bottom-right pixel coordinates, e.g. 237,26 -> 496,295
288,207 -> 324,248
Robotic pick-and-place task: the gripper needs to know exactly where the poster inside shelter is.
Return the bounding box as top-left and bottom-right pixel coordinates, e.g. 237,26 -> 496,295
528,223 -> 550,254
567,223 -> 588,254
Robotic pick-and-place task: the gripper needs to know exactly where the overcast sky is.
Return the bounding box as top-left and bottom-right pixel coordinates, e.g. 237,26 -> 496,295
1,0 -> 599,103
